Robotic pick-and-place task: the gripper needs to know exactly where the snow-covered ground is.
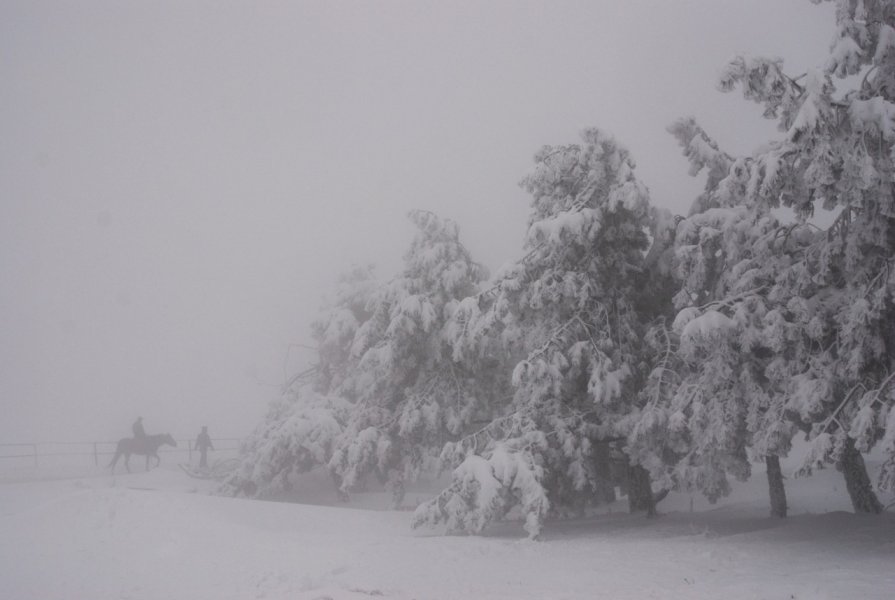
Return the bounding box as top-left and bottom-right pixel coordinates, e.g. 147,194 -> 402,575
1,452 -> 893,600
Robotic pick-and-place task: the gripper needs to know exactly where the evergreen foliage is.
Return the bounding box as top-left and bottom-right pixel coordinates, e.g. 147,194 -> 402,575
715,0 -> 894,508
230,0 -> 894,533
413,129 -> 663,537
325,210 -> 490,505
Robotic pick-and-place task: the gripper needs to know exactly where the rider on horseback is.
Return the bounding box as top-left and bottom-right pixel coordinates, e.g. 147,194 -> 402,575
109,429 -> 178,473
132,416 -> 146,441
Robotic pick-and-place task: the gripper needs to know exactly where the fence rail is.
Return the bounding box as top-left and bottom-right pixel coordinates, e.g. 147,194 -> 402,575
0,438 -> 243,468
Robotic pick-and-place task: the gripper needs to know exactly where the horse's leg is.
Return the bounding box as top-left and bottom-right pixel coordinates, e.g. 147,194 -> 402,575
146,453 -> 151,471
124,453 -> 131,473
153,453 -> 161,468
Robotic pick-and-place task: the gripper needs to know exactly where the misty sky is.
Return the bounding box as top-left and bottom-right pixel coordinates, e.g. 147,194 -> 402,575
0,1 -> 835,443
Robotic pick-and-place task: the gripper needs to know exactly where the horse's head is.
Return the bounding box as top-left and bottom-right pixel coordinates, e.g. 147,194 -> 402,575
164,433 -> 177,447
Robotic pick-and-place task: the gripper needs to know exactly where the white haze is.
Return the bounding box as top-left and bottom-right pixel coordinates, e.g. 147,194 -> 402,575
0,1 -> 834,443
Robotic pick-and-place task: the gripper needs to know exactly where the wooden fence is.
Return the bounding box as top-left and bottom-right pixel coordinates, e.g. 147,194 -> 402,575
0,438 -> 243,468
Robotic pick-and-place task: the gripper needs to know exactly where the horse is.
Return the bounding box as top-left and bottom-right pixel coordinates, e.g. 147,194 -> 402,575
108,433 -> 177,473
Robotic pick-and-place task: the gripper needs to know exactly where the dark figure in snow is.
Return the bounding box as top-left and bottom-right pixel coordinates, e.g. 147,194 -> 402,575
132,417 -> 146,441
194,426 -> 214,469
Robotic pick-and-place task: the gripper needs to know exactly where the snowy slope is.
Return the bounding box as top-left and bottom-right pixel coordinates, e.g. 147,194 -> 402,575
1,457 -> 893,600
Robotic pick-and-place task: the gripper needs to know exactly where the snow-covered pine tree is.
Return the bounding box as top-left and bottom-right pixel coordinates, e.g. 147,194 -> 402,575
326,210 -> 490,506
219,390 -> 351,497
312,264 -> 379,400
631,118 -> 809,518
414,129 -> 659,538
670,207 -> 804,516
617,197 -> 682,513
716,0 -> 895,512
219,265 -> 378,498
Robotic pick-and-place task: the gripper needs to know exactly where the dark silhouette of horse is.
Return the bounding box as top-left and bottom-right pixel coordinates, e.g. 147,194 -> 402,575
108,433 -> 177,473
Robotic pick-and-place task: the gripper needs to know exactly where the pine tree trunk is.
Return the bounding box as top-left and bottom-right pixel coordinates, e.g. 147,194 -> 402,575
627,464 -> 656,517
330,471 -> 350,502
838,437 -> 883,514
593,444 -> 617,504
765,455 -> 787,518
387,469 -> 405,509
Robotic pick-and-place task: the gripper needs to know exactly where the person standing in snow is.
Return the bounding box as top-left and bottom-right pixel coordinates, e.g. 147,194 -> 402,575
194,425 -> 214,469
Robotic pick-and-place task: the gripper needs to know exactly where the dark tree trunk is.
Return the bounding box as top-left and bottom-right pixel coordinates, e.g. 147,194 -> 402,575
765,455 -> 787,518
627,464 -> 656,517
593,443 -> 617,504
386,469 -> 405,509
839,438 -> 883,514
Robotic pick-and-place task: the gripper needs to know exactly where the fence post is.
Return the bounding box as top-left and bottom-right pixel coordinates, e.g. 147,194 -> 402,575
32,444 -> 38,468
188,440 -> 193,462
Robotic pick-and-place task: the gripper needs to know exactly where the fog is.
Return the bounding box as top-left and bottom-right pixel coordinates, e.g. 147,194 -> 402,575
1,1 -> 834,443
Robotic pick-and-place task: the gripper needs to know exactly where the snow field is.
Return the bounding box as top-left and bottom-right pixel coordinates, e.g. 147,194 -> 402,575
1,455 -> 893,600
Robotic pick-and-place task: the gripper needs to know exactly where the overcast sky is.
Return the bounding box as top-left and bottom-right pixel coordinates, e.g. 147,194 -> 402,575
1,1 -> 835,443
